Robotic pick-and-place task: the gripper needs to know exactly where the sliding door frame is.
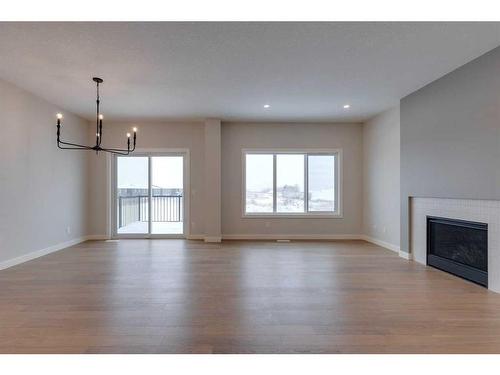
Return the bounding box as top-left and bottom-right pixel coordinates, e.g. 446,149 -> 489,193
111,148 -> 190,239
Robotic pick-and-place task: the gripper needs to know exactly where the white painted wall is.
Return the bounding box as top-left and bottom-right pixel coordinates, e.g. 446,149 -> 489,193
362,106 -> 400,250
0,76 -> 400,257
221,122 -> 363,237
203,120 -> 222,241
87,120 -> 365,240
87,121 -> 206,237
0,78 -> 88,265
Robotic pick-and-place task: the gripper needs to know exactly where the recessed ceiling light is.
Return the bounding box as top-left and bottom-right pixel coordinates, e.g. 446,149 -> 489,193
343,104 -> 350,109
263,104 -> 270,109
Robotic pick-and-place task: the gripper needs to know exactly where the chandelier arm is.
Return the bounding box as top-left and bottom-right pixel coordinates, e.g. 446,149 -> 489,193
100,140 -> 135,153
58,141 -> 129,155
58,141 -> 130,155
58,142 -> 93,150
57,124 -> 81,149
58,139 -> 95,149
99,146 -> 132,152
57,144 -> 94,150
99,148 -> 132,156
57,121 -> 94,149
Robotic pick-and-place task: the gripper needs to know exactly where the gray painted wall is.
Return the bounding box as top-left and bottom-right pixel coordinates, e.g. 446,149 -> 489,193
400,46 -> 500,253
0,78 -> 89,264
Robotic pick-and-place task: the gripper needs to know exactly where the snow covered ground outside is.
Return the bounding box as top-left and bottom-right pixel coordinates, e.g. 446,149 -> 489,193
246,188 -> 335,213
118,221 -> 183,234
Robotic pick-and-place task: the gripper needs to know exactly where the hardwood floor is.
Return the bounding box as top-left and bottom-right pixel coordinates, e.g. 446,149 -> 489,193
1,239 -> 500,353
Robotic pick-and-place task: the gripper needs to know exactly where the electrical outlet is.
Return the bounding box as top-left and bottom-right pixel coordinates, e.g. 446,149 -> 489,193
66,226 -> 71,235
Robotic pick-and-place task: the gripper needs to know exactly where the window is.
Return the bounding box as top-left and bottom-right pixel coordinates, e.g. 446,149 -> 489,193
245,154 -> 274,213
308,155 -> 336,212
243,150 -> 341,217
277,154 -> 305,213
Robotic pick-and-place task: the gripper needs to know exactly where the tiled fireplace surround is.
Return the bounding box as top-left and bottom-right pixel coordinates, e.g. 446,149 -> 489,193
411,197 -> 500,293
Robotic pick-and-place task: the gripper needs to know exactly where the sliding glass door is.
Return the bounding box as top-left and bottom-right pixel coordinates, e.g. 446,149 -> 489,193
151,156 -> 184,235
114,153 -> 186,238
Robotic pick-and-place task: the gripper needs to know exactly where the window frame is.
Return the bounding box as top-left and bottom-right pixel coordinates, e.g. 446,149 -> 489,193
241,148 -> 343,218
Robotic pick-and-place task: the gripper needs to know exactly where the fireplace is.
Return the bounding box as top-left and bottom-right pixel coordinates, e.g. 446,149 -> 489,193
427,216 -> 488,287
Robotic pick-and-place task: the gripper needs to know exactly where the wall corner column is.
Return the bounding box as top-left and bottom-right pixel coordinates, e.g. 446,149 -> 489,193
203,119 -> 222,242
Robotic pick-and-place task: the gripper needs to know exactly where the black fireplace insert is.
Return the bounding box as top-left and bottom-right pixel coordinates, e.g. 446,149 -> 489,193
427,216 -> 488,287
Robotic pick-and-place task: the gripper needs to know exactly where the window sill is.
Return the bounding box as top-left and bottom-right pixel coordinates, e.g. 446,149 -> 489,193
242,213 -> 343,219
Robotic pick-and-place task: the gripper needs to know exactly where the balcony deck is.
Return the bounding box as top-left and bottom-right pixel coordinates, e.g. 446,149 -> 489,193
118,221 -> 183,235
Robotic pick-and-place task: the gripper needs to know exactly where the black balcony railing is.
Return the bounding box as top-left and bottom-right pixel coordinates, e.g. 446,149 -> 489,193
118,195 -> 183,228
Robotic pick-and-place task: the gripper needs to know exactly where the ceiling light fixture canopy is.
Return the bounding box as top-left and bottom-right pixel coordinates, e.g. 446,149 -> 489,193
56,77 -> 137,155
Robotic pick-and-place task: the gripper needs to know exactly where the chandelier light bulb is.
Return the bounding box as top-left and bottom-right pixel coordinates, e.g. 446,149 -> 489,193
99,114 -> 104,120
56,113 -> 63,119
133,127 -> 137,132
127,133 -> 131,138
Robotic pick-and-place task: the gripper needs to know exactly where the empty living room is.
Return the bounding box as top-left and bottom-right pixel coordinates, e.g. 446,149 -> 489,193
1,1 -> 500,372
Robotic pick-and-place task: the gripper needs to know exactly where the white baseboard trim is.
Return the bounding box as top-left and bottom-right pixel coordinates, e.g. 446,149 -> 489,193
0,236 -> 90,271
185,234 -> 361,242
87,234 -> 213,241
186,234 -> 205,240
0,233 -> 413,271
221,234 -> 362,240
360,235 -> 400,253
204,236 -> 222,243
86,234 -> 109,241
399,251 -> 412,260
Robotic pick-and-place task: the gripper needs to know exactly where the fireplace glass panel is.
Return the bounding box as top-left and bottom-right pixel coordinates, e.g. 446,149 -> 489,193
428,219 -> 487,272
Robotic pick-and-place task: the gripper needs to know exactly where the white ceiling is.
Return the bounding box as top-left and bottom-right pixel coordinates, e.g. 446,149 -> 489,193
1,22 -> 500,122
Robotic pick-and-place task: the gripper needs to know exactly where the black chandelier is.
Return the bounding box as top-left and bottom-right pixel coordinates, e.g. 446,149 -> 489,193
56,77 -> 137,155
